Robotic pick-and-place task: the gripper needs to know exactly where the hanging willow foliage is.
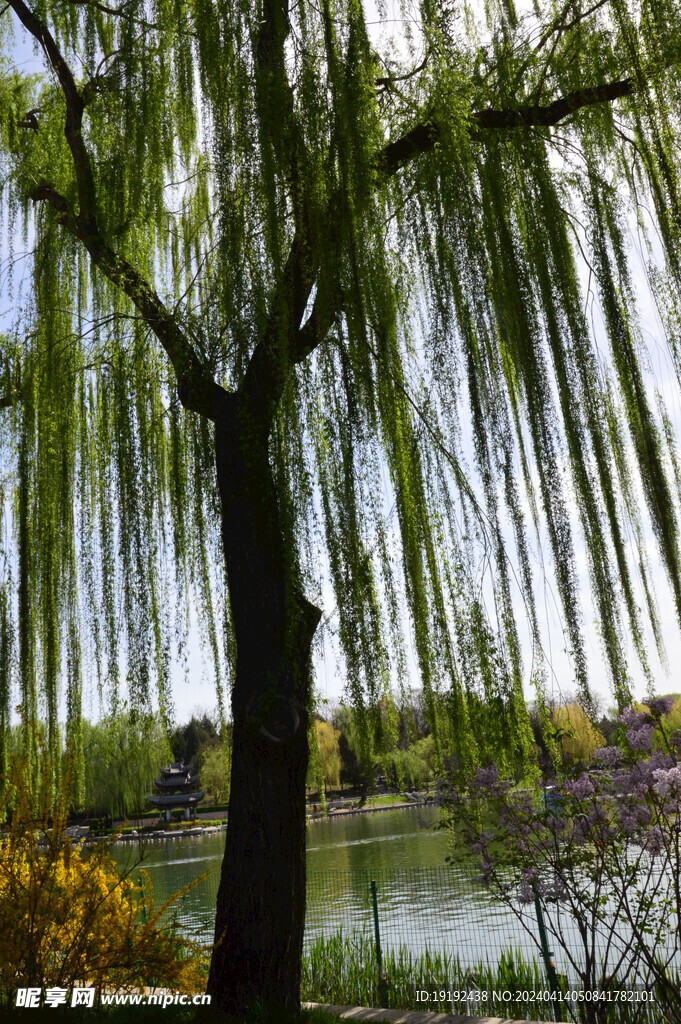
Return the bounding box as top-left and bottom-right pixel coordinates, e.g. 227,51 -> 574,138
1,0 -> 681,801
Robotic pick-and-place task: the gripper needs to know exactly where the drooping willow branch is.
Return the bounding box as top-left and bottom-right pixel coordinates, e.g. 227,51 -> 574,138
8,0 -> 224,420
10,0 -> 643,442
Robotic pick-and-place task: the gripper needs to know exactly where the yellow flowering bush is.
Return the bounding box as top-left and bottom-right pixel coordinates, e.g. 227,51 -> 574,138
0,757 -> 208,1006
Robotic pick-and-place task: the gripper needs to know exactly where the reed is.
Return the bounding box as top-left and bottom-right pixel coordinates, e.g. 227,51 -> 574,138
301,931 -> 665,1023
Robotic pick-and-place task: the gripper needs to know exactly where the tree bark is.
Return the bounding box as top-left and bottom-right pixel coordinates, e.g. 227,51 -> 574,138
207,395 -> 321,1016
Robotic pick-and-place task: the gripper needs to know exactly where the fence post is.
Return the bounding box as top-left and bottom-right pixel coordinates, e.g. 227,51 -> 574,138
370,879 -> 388,1007
139,874 -> 147,924
534,893 -> 562,1020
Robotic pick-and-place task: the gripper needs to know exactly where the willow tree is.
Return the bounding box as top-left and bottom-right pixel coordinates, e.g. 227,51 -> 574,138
2,0 -> 681,1013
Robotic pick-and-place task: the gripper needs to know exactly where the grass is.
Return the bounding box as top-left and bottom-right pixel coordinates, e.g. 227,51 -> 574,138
365,794 -> 418,807
302,930 -> 548,1019
313,794 -> 430,812
301,931 -> 666,1023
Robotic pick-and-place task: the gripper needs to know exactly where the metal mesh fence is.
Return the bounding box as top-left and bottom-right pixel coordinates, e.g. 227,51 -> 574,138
304,866 -> 544,968
139,864 -> 679,1024
139,861 -> 678,1020
148,862 -> 548,972
144,864 -> 220,944
144,861 -> 676,1002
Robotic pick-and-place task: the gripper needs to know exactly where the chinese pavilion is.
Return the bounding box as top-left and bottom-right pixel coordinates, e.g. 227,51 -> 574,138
148,760 -> 206,822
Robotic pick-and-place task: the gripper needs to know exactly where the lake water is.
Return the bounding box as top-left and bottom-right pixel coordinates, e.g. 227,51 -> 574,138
111,806 -> 550,972
111,805 -> 671,985
111,805 -> 451,929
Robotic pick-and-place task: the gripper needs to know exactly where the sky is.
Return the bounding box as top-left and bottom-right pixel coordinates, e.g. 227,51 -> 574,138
3,1 -> 681,730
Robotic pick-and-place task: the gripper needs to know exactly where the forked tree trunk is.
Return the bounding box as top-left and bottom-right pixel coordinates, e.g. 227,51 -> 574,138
207,396 -> 321,1016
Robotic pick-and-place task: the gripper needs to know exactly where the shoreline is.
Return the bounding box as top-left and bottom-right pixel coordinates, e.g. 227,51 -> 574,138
99,797 -> 434,844
14,796 -> 436,846
308,799 -> 433,822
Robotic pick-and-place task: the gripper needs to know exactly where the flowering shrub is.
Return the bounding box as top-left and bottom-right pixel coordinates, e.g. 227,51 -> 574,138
446,701 -> 681,1023
0,757 -> 208,1006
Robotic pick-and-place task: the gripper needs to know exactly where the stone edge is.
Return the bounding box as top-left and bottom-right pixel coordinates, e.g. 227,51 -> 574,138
302,1001 -> 548,1024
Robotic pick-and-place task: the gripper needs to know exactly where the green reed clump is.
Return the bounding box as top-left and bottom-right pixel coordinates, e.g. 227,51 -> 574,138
301,930 -> 548,1018
301,931 -> 666,1023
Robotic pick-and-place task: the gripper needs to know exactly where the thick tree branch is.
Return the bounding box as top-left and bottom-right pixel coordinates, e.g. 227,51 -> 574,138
238,0 -> 317,430
16,108 -> 41,131
291,257 -> 346,368
293,295 -> 338,366
239,232 -> 316,427
376,52 -> 429,90
379,76 -> 635,176
61,0 -> 161,30
30,185 -> 226,419
8,0 -> 98,228
243,72 -> 637,417
533,0 -> 612,57
11,0 -> 226,419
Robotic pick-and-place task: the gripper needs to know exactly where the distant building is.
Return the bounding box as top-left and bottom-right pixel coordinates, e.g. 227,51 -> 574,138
148,761 -> 206,823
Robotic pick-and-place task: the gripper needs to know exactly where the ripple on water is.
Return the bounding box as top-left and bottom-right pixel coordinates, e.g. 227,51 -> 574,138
306,828 -> 441,852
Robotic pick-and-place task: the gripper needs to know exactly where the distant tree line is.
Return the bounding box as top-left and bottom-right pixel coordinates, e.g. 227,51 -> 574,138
7,694 -> 679,820
311,691 -> 681,800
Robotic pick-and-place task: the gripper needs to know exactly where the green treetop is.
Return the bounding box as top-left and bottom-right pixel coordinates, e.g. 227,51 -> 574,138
2,0 -> 681,1012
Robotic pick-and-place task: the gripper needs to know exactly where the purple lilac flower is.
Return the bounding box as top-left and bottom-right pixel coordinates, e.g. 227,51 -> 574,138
517,870 -> 539,905
518,881 -> 535,904
653,765 -> 681,799
620,813 -> 637,835
592,803 -> 608,823
574,804 -> 609,845
571,773 -> 596,799
472,764 -> 499,791
638,805 -> 652,825
544,875 -> 569,903
572,817 -> 591,845
648,751 -> 674,770
571,807 -> 607,845
644,825 -> 665,857
502,791 -> 535,824
619,807 -> 649,836
615,764 -> 654,797
648,697 -> 675,718
628,724 -> 655,751
620,707 -> 648,728
617,801 -> 652,830
594,745 -> 623,767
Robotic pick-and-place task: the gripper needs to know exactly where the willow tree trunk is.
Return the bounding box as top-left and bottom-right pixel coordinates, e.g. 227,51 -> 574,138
207,395 -> 321,1016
